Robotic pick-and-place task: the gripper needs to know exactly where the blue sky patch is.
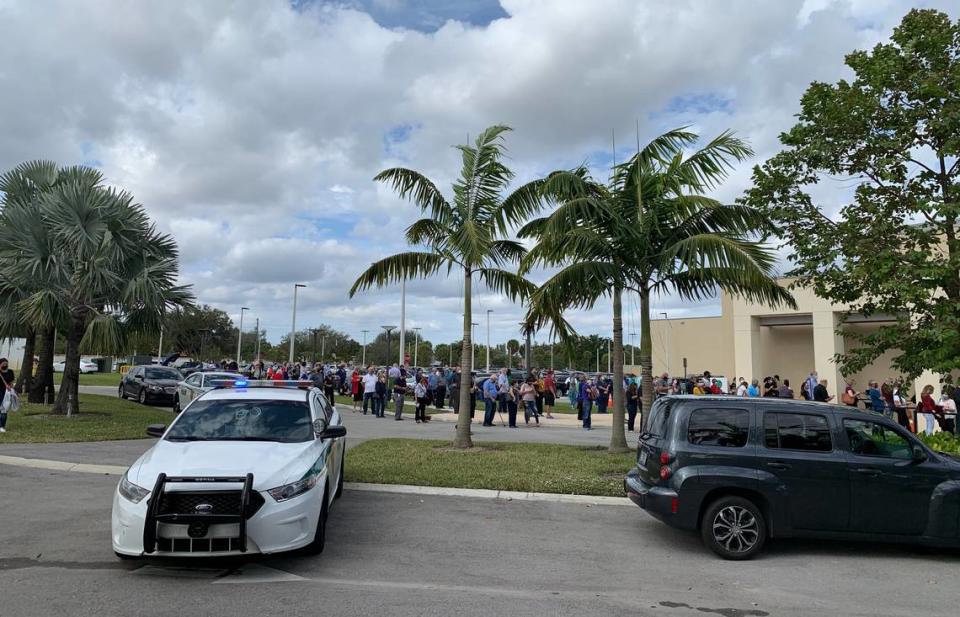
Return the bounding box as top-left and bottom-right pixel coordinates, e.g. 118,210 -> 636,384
294,0 -> 508,32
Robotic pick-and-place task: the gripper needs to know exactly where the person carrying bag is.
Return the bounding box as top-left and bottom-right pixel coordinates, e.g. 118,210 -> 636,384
0,357 -> 18,433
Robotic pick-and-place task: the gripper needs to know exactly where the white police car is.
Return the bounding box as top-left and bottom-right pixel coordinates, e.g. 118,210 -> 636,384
111,380 -> 345,558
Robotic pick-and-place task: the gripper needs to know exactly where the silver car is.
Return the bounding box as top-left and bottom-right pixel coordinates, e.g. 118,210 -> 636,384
173,372 -> 244,413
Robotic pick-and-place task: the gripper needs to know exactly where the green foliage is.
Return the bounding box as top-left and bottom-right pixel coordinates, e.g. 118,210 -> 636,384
918,431 -> 960,456
344,438 -> 635,497
743,9 -> 960,379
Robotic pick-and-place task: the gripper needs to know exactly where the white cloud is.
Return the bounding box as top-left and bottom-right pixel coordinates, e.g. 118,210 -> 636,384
0,0 -> 953,348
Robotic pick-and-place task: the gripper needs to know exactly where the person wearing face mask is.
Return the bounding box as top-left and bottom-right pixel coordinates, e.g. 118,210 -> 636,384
0,358 -> 16,433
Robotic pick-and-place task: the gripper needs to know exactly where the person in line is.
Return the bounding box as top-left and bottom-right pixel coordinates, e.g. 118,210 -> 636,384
596,377 -> 610,414
626,382 -> 639,432
778,379 -> 794,400
507,378 -> 520,428
736,379 -> 748,397
762,377 -> 779,397
427,369 -> 439,409
351,369 -> 362,412
468,371 -> 477,418
361,367 -> 378,415
891,386 -> 909,429
582,378 -> 598,430
841,380 -> 859,408
805,371 -> 819,401
374,370 -> 387,417
864,380 -> 885,414
449,372 -> 461,415
940,386 -> 957,434
482,373 -> 499,427
498,371 -> 511,420
543,370 -> 557,419
414,376 -> 429,424
520,376 -> 539,427
919,384 -> 938,436
655,373 -> 671,398
534,371 -> 545,418
747,379 -> 760,397
323,369 -> 337,403
813,378 -> 833,403
434,368 -> 447,410
567,373 -> 580,417
0,358 -> 15,433
392,374 -> 408,421
388,363 -> 401,380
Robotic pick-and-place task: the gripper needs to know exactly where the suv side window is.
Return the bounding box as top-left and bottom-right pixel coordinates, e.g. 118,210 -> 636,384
644,399 -> 673,435
687,408 -> 750,448
764,412 -> 832,452
844,419 -> 912,459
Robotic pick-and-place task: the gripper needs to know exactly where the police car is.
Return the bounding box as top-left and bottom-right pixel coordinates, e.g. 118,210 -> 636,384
111,380 -> 346,558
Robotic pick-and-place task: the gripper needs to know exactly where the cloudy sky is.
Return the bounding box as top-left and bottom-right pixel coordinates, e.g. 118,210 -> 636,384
0,0 -> 954,347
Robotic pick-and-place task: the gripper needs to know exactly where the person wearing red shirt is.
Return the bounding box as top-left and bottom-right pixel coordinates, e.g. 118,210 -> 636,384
919,385 -> 938,436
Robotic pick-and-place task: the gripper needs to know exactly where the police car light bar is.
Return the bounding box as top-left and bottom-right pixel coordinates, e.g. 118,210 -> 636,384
208,379 -> 314,390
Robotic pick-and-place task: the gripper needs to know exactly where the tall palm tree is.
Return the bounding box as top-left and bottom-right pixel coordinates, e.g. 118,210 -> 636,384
523,128 -> 796,437
0,160 -> 61,402
350,125 -> 545,448
0,165 -> 194,414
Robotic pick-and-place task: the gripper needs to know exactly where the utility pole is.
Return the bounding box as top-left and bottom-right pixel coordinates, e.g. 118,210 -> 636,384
485,309 -> 492,373
255,318 -> 261,362
550,334 -> 554,370
661,312 -> 670,375
236,307 -> 249,366
596,345 -> 600,374
361,329 -> 369,366
321,336 -> 326,364
524,326 -> 532,377
311,328 -> 320,364
412,327 -> 421,368
289,284 -> 306,364
449,341 -> 453,366
630,332 -> 637,366
471,322 -> 479,369
157,325 -> 164,361
607,338 -> 611,373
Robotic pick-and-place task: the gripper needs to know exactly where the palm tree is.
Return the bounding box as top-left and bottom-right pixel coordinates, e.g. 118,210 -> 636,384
350,125 -> 545,448
0,160 -> 61,402
523,128 -> 795,440
0,165 -> 194,414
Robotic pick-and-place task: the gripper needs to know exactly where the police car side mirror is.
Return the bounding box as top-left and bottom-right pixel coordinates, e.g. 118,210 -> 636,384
321,425 -> 346,440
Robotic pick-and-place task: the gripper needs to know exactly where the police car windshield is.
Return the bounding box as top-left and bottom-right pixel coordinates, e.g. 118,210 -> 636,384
165,399 -> 313,443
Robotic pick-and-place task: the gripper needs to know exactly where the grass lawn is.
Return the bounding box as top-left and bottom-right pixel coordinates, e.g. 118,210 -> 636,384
0,394 -> 170,444
53,372 -> 125,387
344,438 -> 635,497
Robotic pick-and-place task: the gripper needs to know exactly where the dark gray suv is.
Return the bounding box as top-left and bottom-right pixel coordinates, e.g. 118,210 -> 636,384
624,395 -> 960,559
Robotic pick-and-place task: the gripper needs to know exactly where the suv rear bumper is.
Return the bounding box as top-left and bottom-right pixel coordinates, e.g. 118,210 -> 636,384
624,468 -> 692,529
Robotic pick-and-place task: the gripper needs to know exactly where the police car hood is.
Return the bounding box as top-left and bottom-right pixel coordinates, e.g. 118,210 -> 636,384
129,439 -> 318,491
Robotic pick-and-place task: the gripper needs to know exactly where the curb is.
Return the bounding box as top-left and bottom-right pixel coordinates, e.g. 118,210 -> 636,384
0,455 -> 631,506
343,482 -> 632,506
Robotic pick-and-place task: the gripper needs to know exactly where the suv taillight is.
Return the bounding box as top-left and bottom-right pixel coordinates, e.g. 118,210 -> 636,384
659,451 -> 673,465
660,466 -> 672,480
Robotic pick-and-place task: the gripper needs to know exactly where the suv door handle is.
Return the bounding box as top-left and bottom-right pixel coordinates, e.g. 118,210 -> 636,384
854,467 -> 880,477
766,462 -> 791,470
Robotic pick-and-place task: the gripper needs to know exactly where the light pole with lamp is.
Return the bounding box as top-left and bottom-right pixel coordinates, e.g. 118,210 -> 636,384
629,332 -> 637,366
361,329 -> 369,366
660,312 -> 670,376
398,278 -> 406,366
255,318 -> 261,363
381,326 -> 396,366
412,327 -> 421,368
236,307 -> 249,366
485,309 -> 492,373
289,284 -> 306,364
471,322 -> 478,369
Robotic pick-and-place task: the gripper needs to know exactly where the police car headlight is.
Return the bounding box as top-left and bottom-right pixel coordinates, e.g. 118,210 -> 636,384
118,472 -> 150,504
267,474 -> 319,502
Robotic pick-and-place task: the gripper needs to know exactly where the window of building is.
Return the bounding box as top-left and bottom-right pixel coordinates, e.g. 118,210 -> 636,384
687,408 -> 749,447
764,412 -> 832,452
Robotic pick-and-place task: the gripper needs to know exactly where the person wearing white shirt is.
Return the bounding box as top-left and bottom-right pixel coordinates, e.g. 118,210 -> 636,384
362,368 -> 379,415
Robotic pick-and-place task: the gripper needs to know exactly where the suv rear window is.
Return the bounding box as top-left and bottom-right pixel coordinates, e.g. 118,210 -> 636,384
643,398 -> 673,436
687,408 -> 749,448
764,412 -> 832,451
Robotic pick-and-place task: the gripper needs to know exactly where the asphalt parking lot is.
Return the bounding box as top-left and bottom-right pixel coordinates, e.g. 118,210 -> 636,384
1,456 -> 959,617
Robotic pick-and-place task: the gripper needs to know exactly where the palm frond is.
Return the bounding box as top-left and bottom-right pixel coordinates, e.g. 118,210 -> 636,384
349,251 -> 449,297
373,168 -> 454,223
475,268 -> 535,302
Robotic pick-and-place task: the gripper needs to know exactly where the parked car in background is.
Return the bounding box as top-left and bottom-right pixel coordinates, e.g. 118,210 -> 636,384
625,395 -> 960,560
178,361 -> 204,377
173,372 -> 244,413
53,359 -> 98,374
119,365 -> 183,405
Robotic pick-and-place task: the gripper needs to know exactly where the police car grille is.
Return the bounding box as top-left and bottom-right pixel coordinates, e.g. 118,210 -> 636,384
158,491 -> 265,518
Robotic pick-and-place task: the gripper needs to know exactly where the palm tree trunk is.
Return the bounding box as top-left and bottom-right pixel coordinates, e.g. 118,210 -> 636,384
14,328 -> 35,394
639,287 -> 654,428
454,268 -> 474,448
609,286 -> 629,453
29,326 -> 55,404
52,312 -> 84,415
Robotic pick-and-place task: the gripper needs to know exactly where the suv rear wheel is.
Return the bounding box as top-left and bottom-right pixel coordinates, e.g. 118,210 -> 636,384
701,496 -> 766,560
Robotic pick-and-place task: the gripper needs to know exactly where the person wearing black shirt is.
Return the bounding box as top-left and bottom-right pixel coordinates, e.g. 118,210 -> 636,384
392,376 -> 408,421
0,358 -> 15,433
323,372 -> 337,403
813,379 -> 833,403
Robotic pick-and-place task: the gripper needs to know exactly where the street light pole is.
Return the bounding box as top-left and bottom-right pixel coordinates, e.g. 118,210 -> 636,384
236,307 -> 249,366
630,332 -> 637,366
158,325 -> 164,361
381,326 -> 396,366
361,329 -> 369,366
471,322 -> 478,369
255,318 -> 261,362
412,327 -> 421,368
660,312 -> 669,375
289,284 -> 306,364
398,278 -> 406,366
607,338 -> 611,374
485,309 -> 492,373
